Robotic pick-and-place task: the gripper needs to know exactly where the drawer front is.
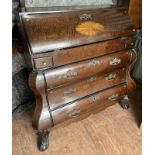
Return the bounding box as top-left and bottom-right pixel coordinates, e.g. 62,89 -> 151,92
52,84 -> 127,125
126,36 -> 136,48
34,57 -> 53,69
44,51 -> 131,89
48,68 -> 126,110
52,38 -> 126,67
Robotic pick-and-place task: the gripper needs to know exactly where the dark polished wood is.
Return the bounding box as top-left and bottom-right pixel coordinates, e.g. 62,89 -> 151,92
48,68 -> 126,110
52,36 -> 136,67
29,72 -> 54,131
34,57 -> 53,69
52,84 -> 127,125
126,36 -> 136,48
21,7 -> 136,54
44,51 -> 131,89
126,49 -> 137,93
53,100 -> 117,129
32,36 -> 136,70
19,3 -> 137,151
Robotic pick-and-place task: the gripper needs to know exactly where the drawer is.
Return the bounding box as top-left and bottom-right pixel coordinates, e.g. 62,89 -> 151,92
52,38 -> 126,67
44,51 -> 131,89
51,84 -> 127,125
126,36 -> 136,48
48,68 -> 126,110
34,57 -> 53,69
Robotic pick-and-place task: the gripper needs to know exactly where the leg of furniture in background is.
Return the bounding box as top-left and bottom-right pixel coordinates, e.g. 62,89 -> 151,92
130,81 -> 142,127
133,30 -> 142,82
131,30 -> 142,127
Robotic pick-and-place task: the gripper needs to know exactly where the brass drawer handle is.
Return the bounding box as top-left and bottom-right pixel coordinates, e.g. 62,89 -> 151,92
105,74 -> 116,81
90,95 -> 100,103
63,87 -> 77,96
89,59 -> 100,67
109,58 -> 121,65
69,109 -> 81,118
108,93 -> 119,101
80,14 -> 92,20
60,70 -> 77,79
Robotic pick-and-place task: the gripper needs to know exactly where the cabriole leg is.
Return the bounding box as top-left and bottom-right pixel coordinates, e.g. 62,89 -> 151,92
120,95 -> 129,109
37,130 -> 50,151
29,72 -> 54,151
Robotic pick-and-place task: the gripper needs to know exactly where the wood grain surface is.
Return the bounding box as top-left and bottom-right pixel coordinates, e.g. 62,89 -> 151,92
48,68 -> 126,110
21,7 -> 136,54
13,103 -> 141,155
129,0 -> 142,29
52,84 -> 127,125
44,51 -> 130,89
31,36 -> 135,70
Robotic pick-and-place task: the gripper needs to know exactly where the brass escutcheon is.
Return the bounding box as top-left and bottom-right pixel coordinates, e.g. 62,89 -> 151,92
80,13 -> 92,20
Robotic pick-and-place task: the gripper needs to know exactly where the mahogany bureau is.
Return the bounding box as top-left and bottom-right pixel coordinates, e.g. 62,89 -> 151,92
19,6 -> 137,151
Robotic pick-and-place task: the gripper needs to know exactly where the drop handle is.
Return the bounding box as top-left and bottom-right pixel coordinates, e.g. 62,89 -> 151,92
60,70 -> 78,79
87,76 -> 97,82
88,59 -> 100,66
68,109 -> 81,118
90,95 -> 100,103
105,73 -> 116,81
63,87 -> 77,96
109,58 -> 121,65
108,93 -> 119,101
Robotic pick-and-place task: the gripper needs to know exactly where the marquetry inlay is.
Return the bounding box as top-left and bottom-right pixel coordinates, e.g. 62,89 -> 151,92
76,21 -> 104,36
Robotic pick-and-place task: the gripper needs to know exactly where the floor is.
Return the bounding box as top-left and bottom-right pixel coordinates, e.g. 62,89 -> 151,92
13,85 -> 142,155
12,82 -> 142,155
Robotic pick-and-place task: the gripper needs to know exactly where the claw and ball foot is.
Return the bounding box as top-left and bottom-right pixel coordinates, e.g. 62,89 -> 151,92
37,130 -> 49,151
120,95 -> 129,109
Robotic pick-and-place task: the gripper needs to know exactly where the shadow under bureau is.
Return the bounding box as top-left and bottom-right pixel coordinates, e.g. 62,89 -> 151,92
19,6 -> 137,151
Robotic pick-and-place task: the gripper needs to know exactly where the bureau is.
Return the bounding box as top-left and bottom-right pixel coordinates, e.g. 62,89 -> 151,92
19,5 -> 137,151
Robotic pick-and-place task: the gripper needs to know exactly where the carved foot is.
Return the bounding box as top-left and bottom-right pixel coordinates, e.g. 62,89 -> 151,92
37,130 -> 49,151
120,95 -> 129,109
